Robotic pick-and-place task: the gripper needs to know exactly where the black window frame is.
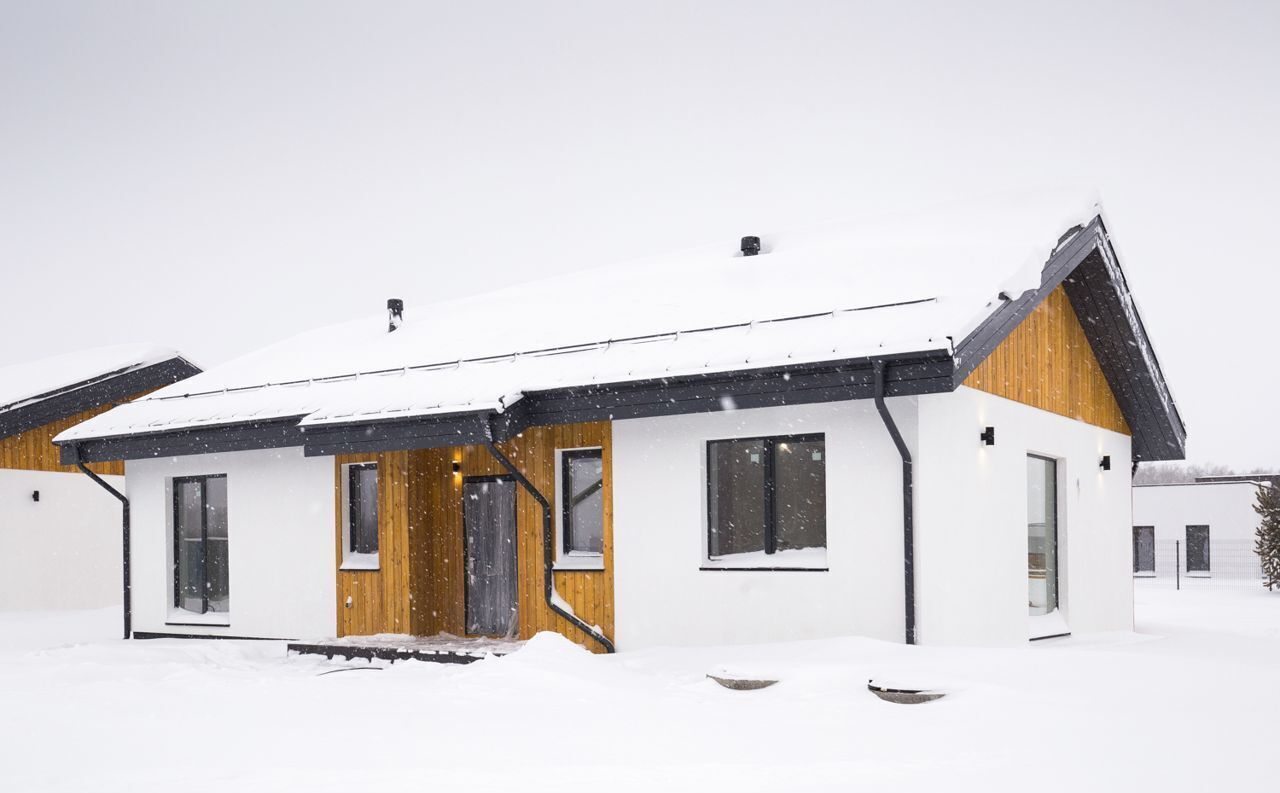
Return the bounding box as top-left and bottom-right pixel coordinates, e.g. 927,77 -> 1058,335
560,448 -> 605,556
172,473 -> 228,615
346,462 -> 380,557
1186,524 -> 1210,573
705,433 -> 827,561
1132,525 -> 1155,573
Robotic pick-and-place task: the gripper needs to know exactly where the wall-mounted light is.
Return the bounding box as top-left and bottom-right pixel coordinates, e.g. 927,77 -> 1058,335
31,490 -> 39,502
1100,455 -> 1112,471
452,460 -> 461,475
979,426 -> 996,446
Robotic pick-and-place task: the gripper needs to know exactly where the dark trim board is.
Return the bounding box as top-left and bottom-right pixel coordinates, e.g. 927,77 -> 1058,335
134,631 -> 285,641
286,641 -> 506,665
0,356 -> 201,441
61,416 -> 310,465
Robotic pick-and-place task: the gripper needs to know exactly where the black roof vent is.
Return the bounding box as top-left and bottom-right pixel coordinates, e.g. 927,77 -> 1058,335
740,236 -> 761,256
387,298 -> 404,333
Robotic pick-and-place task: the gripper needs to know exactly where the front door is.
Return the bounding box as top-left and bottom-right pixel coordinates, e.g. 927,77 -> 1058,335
1027,455 -> 1059,616
463,477 -> 518,636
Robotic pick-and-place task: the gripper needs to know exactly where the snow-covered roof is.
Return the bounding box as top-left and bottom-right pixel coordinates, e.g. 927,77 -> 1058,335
0,344 -> 190,416
57,193 -> 1109,444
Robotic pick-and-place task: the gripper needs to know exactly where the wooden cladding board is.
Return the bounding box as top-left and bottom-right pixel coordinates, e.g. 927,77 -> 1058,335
965,285 -> 1131,435
334,420 -> 614,650
334,450 -> 414,637
0,395 -> 156,475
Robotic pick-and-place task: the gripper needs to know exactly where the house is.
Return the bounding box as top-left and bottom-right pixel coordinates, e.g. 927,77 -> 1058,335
53,195 -> 1185,649
0,345 -> 200,611
1132,477 -> 1272,579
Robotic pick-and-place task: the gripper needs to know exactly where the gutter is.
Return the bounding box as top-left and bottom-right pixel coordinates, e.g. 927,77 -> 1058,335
873,360 -> 916,645
481,422 -> 616,653
72,448 -> 131,640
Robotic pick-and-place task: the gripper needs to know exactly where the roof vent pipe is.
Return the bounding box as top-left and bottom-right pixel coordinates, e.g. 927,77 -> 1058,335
740,236 -> 761,256
387,298 -> 404,333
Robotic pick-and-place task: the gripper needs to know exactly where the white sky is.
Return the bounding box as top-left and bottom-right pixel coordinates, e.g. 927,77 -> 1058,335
2,1 -> 1277,467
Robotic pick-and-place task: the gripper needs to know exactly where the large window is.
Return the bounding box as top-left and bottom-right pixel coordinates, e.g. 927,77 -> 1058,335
1186,525 -> 1210,573
343,463 -> 379,568
173,475 -> 229,615
1027,455 -> 1058,616
561,449 -> 604,557
706,434 -> 826,567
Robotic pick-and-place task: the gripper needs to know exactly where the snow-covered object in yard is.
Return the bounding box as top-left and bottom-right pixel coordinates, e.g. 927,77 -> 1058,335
0,343 -> 185,415
57,192 -> 1105,442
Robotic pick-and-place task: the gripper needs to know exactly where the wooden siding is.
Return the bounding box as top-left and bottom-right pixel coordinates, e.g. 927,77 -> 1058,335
406,421 -> 614,650
964,285 -> 1131,435
0,397 -> 154,475
334,450 -> 414,636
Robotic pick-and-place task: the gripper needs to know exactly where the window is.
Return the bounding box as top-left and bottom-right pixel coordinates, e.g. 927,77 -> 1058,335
343,463 -> 379,568
1027,455 -> 1058,616
1186,525 -> 1210,573
1133,526 -> 1156,574
706,434 -> 826,568
561,449 -> 604,557
173,475 -> 229,615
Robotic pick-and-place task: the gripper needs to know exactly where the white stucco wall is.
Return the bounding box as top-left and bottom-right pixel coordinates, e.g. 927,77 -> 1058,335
1132,482 -> 1262,542
0,469 -> 124,611
915,386 -> 1134,645
127,447 -> 336,639
612,387 -> 1134,650
612,399 -> 917,650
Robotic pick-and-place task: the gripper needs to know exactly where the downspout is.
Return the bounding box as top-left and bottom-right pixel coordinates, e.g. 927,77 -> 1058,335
74,451 -> 131,640
481,422 -> 616,653
873,361 -> 916,645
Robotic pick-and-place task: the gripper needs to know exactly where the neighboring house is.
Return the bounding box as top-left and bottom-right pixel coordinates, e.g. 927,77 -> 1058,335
0,345 -> 200,611
54,195 -> 1185,649
1132,478 -> 1272,578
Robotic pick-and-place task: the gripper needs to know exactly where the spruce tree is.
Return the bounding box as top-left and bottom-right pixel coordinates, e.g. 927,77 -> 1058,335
1253,483 -> 1280,591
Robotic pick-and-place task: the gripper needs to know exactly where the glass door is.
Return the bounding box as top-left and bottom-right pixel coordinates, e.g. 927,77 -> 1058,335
1027,455 -> 1058,616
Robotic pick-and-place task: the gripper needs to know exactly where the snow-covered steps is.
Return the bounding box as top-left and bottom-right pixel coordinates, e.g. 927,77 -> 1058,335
288,633 -> 524,665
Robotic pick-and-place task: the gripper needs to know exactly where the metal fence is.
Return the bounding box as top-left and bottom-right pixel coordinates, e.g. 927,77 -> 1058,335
1134,539 -> 1264,590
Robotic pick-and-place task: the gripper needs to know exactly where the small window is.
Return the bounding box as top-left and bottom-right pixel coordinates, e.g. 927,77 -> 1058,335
1186,525 -> 1210,573
706,434 -> 826,568
173,474 -> 229,615
1133,526 -> 1155,573
561,449 -> 604,556
343,463 -> 379,568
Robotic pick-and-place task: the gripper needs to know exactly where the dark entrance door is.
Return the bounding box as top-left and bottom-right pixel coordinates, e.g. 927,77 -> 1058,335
1133,526 -> 1155,573
463,477 -> 518,636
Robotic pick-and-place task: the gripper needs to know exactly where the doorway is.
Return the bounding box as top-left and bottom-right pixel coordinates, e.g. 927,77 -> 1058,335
1027,455 -> 1059,616
463,477 -> 518,637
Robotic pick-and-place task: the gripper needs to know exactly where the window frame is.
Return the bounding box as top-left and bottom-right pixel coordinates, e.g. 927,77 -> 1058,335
702,432 -> 828,571
1132,525 -> 1156,575
341,462 -> 380,571
560,448 -> 605,558
171,473 -> 229,617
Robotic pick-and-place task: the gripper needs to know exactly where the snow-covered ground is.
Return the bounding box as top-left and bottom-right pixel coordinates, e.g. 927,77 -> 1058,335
2,585 -> 1275,792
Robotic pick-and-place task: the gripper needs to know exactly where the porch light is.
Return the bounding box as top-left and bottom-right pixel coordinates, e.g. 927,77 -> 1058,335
1100,455 -> 1111,471
979,426 -> 995,446
452,460 -> 461,475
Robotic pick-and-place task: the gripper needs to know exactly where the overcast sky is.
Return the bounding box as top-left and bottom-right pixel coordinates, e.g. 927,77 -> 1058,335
2,1 -> 1277,467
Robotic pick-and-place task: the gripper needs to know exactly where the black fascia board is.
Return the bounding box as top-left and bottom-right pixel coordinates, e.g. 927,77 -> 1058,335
0,357 -> 201,441
952,216 -> 1186,462
298,351 -> 954,457
59,416 -> 310,465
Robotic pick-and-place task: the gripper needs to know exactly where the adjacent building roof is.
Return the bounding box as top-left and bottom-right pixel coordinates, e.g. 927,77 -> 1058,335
0,344 -> 201,440
55,192 -> 1186,463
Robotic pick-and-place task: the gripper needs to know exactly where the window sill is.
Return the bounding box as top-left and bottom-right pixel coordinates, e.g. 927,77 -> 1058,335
341,553 -> 380,572
700,566 -> 829,572
167,610 -> 231,627
554,555 -> 605,572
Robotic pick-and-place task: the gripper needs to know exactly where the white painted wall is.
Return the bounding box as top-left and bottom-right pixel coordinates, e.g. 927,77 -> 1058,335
613,399 -> 916,650
0,469 -> 123,611
127,447 -> 336,639
1133,482 -> 1262,542
915,386 -> 1133,645
612,387 -> 1134,650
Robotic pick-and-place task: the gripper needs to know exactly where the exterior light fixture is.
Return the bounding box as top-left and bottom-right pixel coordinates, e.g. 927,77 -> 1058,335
979,426 -> 995,446
1100,455 -> 1111,471
31,490 -> 39,502
452,460 -> 461,475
